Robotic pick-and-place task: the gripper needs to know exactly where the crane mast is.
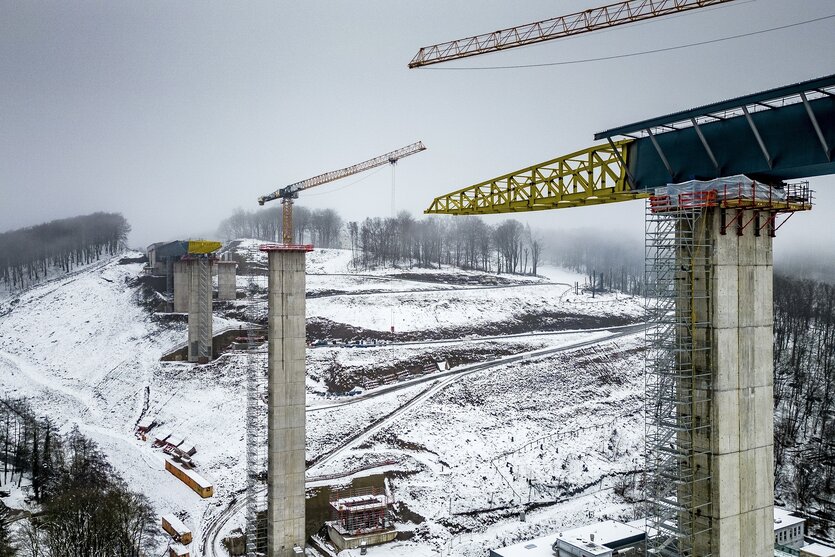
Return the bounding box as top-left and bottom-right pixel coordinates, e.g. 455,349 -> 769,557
409,0 -> 735,68
258,141 -> 426,245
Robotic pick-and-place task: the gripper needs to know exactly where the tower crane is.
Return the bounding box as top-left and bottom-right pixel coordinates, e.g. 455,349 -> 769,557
258,141 -> 427,244
407,2 -> 834,557
408,0 -> 742,211
409,0 -> 736,68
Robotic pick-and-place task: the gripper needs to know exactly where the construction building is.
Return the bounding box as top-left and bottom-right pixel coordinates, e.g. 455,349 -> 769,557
164,459 -> 214,498
644,178 -> 810,555
491,509 -> 812,557
326,486 -> 396,551
145,239 -> 232,317
146,241 -> 189,308
801,544 -> 835,557
490,520 -> 646,557
184,253 -> 214,363
161,513 -> 193,545
773,508 -> 805,550
145,240 -> 229,362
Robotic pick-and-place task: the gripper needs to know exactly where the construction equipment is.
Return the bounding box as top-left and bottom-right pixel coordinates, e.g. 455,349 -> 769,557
410,3 -> 830,555
424,140 -> 645,215
409,0 -> 736,68
187,240 -> 222,254
425,74 -> 834,214
257,142 -> 427,245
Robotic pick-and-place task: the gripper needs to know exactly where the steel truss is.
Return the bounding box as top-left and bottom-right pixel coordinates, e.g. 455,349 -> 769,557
425,140 -> 648,215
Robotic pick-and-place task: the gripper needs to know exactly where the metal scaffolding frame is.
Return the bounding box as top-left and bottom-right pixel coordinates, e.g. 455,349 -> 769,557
643,180 -> 812,555
645,194 -> 714,557
197,256 -> 213,361
330,486 -> 393,536
246,326 -> 269,556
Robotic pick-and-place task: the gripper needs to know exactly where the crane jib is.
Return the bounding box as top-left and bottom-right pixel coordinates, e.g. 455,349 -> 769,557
257,141 -> 426,206
408,0 -> 736,68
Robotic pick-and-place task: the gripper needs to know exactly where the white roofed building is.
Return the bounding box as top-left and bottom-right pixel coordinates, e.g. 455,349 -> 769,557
773,507 -> 805,550
490,520 -> 645,557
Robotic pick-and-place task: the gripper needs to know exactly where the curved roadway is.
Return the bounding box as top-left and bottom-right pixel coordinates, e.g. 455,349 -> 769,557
198,325 -> 647,555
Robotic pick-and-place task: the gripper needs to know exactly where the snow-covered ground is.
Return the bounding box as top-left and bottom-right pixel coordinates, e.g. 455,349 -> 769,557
0,244 -> 647,556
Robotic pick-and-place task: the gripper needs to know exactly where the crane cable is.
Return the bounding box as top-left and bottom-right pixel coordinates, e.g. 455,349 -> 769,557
390,161 -> 397,334
302,165 -> 387,197
422,13 -> 835,70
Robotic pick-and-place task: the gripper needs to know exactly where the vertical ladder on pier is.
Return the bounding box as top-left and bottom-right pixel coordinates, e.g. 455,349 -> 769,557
197,257 -> 212,361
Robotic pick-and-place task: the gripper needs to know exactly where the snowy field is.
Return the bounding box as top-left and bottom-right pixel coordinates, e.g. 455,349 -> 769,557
0,245 -> 647,556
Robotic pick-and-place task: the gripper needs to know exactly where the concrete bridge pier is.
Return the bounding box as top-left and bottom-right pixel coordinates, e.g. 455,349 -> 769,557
217,260 -> 237,301
173,260 -> 190,312
684,207 -> 774,556
187,258 -> 213,363
264,245 -> 310,557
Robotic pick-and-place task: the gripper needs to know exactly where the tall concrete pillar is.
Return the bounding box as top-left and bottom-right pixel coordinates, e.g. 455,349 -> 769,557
173,260 -> 190,312
265,247 -> 308,556
685,207 -> 774,556
187,258 -> 213,363
217,261 -> 237,301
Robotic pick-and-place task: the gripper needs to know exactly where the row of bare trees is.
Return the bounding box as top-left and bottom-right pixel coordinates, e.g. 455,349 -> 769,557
219,207 -> 545,275
545,229 -> 644,295
0,213 -> 130,292
348,214 -> 542,274
0,399 -> 155,555
218,206 -> 343,248
773,274 -> 835,535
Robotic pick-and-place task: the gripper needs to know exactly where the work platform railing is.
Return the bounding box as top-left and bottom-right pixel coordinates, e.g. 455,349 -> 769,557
648,180 -> 812,235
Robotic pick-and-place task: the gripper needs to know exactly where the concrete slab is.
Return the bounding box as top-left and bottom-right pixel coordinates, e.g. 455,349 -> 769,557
713,328 -> 740,391
713,390 -> 740,454
217,261 -> 237,301
714,514 -> 741,556
173,261 -> 190,312
713,452 -> 741,518
713,265 -> 740,328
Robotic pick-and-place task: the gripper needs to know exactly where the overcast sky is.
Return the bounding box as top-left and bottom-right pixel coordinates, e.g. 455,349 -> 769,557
2,0 -> 834,256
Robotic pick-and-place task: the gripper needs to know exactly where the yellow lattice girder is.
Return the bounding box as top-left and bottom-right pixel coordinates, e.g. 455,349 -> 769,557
187,240 -> 223,254
425,140 -> 649,215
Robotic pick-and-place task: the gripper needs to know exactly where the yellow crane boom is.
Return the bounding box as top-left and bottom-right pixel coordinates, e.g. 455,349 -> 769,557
424,140 -> 648,215
409,0 -> 735,68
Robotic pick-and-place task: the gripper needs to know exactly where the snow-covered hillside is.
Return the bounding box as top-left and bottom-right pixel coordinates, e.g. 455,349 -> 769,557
0,245 -> 647,556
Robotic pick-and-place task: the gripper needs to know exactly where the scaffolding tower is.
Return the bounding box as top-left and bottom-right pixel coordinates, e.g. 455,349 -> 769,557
644,192 -> 714,557
197,257 -> 213,361
246,327 -> 269,556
